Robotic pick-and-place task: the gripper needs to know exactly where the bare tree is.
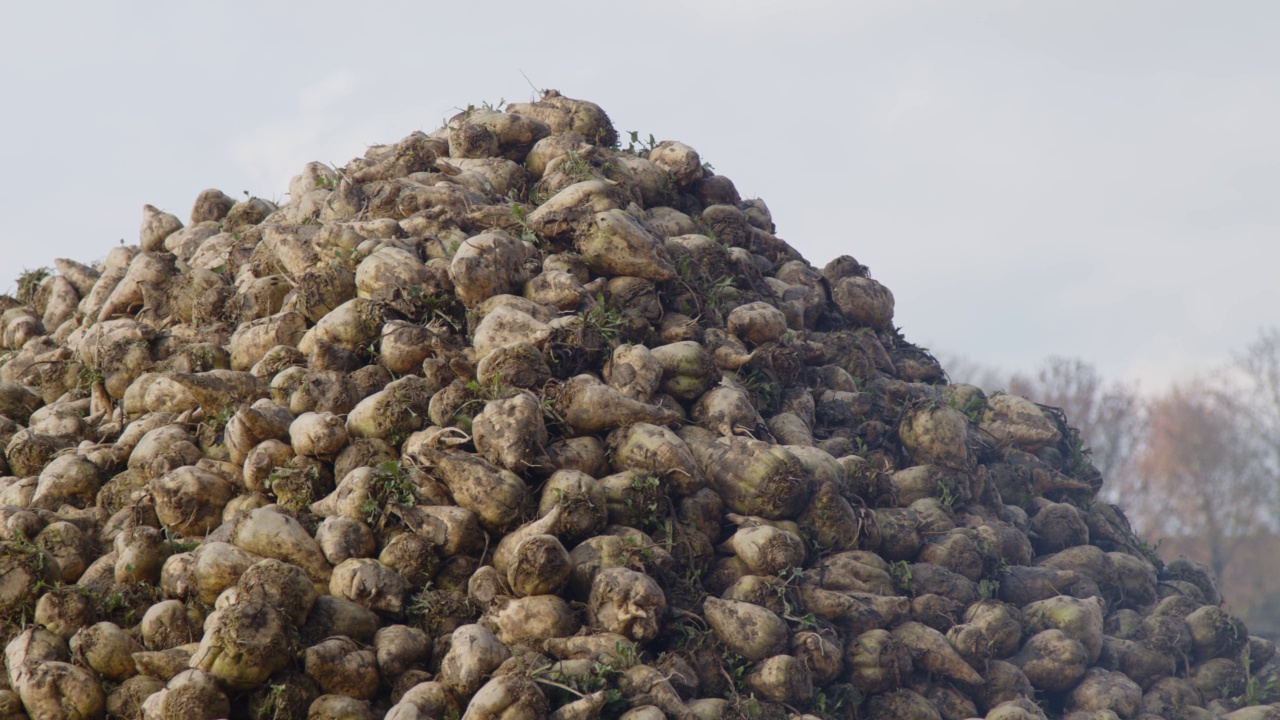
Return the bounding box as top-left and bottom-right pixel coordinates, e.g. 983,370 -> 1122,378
940,353 -> 1007,392
1005,357 -> 1147,513
1234,327 -> 1280,503
942,354 -> 1150,527
940,344 -> 1280,622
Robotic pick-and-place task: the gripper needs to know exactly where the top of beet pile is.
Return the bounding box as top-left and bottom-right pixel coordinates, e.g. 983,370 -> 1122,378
0,92 -> 1263,720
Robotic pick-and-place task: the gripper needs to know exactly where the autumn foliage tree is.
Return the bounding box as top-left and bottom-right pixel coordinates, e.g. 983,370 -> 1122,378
1137,378 -> 1272,581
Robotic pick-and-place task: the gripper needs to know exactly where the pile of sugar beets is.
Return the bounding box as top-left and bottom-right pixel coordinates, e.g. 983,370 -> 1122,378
0,91 -> 1270,720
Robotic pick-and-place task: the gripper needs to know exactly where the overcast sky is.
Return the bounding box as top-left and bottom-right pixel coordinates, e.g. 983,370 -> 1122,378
2,1 -> 1277,391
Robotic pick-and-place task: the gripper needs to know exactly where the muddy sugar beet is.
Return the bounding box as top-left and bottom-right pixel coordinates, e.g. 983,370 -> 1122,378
0,90 -> 1267,720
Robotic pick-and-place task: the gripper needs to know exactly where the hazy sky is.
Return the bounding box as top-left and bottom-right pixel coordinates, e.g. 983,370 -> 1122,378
2,1 -> 1277,390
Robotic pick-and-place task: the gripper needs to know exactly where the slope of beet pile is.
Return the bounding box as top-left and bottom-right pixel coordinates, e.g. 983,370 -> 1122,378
0,92 -> 1268,720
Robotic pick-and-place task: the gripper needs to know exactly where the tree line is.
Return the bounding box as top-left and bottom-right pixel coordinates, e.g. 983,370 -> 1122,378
947,329 -> 1280,637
